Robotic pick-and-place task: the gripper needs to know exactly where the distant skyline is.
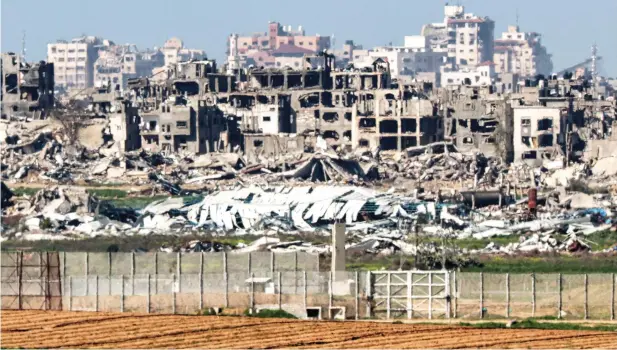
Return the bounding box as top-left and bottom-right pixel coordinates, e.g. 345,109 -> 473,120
2,0 -> 616,77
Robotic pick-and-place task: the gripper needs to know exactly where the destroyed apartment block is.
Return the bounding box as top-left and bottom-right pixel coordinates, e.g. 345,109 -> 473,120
513,105 -> 565,166
1,52 -> 55,121
446,87 -> 513,161
352,90 -> 443,153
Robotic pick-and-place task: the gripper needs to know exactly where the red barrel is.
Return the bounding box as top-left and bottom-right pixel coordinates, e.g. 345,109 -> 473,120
528,188 -> 537,211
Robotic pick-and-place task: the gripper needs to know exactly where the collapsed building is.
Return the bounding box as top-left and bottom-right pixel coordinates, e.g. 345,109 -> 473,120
1,53 -> 55,120
2,50 -> 616,178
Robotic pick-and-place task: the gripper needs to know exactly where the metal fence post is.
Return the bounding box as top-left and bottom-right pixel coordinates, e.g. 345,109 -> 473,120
355,271 -> 359,320
154,252 -> 159,294
480,272 -> 484,319
224,252 -> 229,308
303,271 -> 307,313
278,271 -> 282,310
407,271 -> 412,319
172,273 -> 177,314
95,275 -> 99,312
611,273 -> 615,321
68,276 -> 72,311
199,252 -> 204,310
531,272 -> 536,318
584,273 -> 589,320
366,271 -> 372,319
147,273 -> 151,314
176,252 -> 181,294
108,252 -> 113,296
62,252 -> 67,294
250,272 -> 255,313
453,270 -> 457,319
131,251 -> 135,296
328,270 -> 333,315
506,273 -> 510,318
270,251 -> 275,278
248,252 -> 252,275
558,273 -> 563,319
85,252 -> 89,296
120,274 -> 124,313
445,271 -> 451,319
386,272 -> 391,320
428,272 -> 433,320
294,252 -> 298,294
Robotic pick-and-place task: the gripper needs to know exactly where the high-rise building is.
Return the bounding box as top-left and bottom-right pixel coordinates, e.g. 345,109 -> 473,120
493,26 -> 553,77
47,36 -> 110,90
421,4 -> 495,69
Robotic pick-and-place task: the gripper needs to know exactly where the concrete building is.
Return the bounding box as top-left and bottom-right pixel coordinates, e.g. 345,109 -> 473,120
161,37 -> 207,67
126,60 -> 227,155
441,62 -> 494,87
1,53 -> 55,120
493,26 -> 553,77
353,46 -> 446,79
228,22 -> 331,69
234,22 -> 330,54
513,106 -> 564,165
94,45 -> 164,88
421,4 -> 495,69
47,36 -> 109,90
445,85 -> 513,160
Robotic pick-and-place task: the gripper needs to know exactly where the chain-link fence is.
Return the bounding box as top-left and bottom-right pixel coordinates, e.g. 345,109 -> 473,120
2,251 -> 615,321
454,272 -> 617,320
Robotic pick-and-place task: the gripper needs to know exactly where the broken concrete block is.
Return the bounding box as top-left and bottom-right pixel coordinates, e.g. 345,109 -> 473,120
592,157 -> 617,177
106,167 -> 126,178
569,193 -> 597,209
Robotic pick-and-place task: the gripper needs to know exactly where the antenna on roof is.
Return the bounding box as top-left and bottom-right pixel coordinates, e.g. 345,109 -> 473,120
21,30 -> 27,61
516,8 -> 520,30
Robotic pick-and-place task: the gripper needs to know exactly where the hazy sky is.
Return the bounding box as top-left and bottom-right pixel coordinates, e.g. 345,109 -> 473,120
2,0 -> 616,77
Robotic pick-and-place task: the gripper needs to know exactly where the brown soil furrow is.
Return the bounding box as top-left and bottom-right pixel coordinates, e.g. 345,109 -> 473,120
114,322 -> 312,349
41,320 -> 298,349
285,326 -> 450,348
3,311 -> 616,349
325,328 -> 477,349
336,328 -> 484,349
3,318 -> 277,348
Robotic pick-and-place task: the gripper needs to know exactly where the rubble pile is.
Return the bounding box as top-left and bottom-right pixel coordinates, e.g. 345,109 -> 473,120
380,151 -> 505,185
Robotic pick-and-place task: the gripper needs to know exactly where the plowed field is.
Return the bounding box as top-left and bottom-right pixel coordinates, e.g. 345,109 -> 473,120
2,310 -> 616,349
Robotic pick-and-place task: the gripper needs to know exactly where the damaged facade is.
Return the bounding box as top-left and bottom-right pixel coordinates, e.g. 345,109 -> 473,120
1,53 -> 55,120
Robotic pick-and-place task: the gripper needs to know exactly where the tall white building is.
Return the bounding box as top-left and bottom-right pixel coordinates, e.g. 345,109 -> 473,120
420,4 -> 494,69
493,26 -> 553,77
47,36 -> 110,90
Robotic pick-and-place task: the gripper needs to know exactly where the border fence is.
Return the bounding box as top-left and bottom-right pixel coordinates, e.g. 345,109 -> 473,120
1,252 -> 616,320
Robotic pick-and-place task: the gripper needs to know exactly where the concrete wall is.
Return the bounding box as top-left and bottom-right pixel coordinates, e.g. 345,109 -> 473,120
513,106 -> 562,165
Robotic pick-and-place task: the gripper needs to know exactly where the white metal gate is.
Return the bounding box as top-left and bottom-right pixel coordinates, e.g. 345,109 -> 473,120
368,270 -> 451,319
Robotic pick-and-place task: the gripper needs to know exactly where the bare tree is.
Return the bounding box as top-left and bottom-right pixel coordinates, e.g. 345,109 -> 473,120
51,102 -> 88,146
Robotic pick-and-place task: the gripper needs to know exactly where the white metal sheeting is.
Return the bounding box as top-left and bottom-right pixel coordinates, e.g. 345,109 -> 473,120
139,186 -> 413,231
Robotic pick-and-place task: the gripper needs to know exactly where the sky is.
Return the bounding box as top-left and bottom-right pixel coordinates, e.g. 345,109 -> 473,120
2,0 -> 616,77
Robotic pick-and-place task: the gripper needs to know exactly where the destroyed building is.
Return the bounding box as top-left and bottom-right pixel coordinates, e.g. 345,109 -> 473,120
1,53 -> 55,120
445,85 -> 513,160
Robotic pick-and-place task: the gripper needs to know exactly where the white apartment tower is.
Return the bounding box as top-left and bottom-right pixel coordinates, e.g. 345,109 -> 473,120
47,36 -> 108,90
493,26 -> 553,77
421,5 -> 495,69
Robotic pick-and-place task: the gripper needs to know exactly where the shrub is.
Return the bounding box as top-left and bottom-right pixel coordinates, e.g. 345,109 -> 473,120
244,308 -> 297,319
